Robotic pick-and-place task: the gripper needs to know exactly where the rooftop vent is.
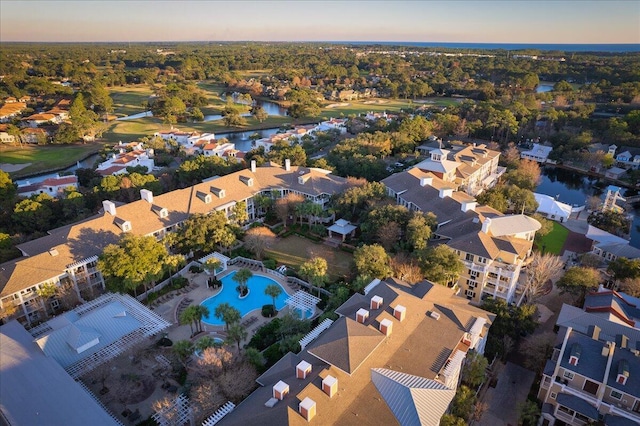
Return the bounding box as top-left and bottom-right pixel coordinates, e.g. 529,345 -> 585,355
420,177 -> 433,187
103,200 -> 117,216
370,295 -> 383,310
299,397 -> 316,422
429,311 -> 441,321
140,189 -> 153,203
380,318 -> 393,336
49,248 -> 59,257
296,360 -> 312,379
394,305 -> 406,322
322,375 -> 338,398
356,308 -> 369,324
273,380 -> 289,401
439,188 -> 453,199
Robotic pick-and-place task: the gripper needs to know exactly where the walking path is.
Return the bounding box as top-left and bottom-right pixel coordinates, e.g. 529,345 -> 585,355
477,362 -> 535,426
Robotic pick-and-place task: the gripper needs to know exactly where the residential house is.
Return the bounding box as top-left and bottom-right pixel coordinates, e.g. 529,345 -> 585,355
521,143 -> 553,163
0,124 -> 16,144
22,113 -> 62,127
154,129 -> 199,145
0,101 -> 26,122
534,193 -> 572,222
17,174 -> 78,198
96,149 -> 155,176
382,168 -> 540,305
21,127 -> 49,144
537,294 -> 640,426
411,143 -> 504,197
315,118 -> 347,134
203,140 -> 237,157
606,167 -> 627,180
586,225 -> 640,262
0,161 -> 348,326
219,278 -> 494,426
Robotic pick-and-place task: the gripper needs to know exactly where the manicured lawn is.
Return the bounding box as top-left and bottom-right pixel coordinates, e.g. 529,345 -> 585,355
109,85 -> 155,117
102,118 -> 168,143
0,143 -> 105,177
265,235 -> 353,281
536,222 -> 570,255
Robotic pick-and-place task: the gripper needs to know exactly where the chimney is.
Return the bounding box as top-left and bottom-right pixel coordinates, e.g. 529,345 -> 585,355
380,318 -> 393,336
420,177 -> 433,187
439,188 -> 453,199
393,305 -> 406,322
356,308 -> 369,324
251,159 -> 257,173
140,189 -> 153,203
112,153 -> 116,160
298,397 -> 316,422
273,380 -> 289,400
481,218 -> 492,234
370,295 -> 383,310
285,159 -> 291,171
588,325 -> 601,341
322,375 -> 338,398
296,360 -> 312,379
461,201 -> 477,212
102,200 -> 117,216
602,344 -> 611,357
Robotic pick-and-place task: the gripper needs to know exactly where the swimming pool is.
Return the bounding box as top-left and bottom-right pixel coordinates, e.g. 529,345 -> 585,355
201,271 -> 290,326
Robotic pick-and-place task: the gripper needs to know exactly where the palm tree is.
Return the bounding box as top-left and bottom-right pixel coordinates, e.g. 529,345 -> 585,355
193,305 -> 210,333
264,284 -> 283,311
227,324 -> 248,352
195,336 -> 217,352
233,268 -> 253,297
179,306 -> 197,336
214,302 -> 241,331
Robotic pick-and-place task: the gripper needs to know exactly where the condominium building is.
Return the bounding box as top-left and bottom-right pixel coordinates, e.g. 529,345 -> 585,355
0,161 -> 348,326
383,167 -> 540,305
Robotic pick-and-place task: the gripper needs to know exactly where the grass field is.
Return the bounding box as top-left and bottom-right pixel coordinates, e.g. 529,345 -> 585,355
0,143 -> 104,177
265,235 -> 353,281
109,85 -> 155,117
536,222 -> 570,255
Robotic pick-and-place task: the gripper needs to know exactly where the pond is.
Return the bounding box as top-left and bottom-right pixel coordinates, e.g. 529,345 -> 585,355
203,99 -> 287,122
15,153 -> 101,186
535,166 -> 640,248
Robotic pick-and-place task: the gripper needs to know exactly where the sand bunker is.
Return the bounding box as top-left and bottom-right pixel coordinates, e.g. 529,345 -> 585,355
0,163 -> 31,173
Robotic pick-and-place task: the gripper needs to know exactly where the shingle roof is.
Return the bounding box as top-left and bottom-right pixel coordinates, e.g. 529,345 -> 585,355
306,316 -> 385,375
557,303 -> 640,348
559,331 -> 609,383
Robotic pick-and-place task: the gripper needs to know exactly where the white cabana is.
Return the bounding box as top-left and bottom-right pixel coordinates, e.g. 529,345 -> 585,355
285,290 -> 320,319
327,219 -> 357,242
199,252 -> 230,275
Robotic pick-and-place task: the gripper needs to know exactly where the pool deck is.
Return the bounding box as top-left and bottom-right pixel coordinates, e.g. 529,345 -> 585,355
152,266 -> 302,346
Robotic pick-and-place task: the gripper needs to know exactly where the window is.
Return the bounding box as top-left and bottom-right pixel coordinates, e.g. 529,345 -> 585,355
575,413 -> 591,423
583,380 -> 599,395
465,290 -> 475,298
563,371 -> 574,380
550,392 -> 557,399
610,389 -> 623,400
470,270 -> 479,278
467,280 -> 477,288
466,253 -> 474,262
542,376 -> 551,387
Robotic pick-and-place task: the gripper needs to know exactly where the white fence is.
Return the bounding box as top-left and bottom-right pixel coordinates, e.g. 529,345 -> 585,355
202,401 -> 235,426
299,318 -> 334,350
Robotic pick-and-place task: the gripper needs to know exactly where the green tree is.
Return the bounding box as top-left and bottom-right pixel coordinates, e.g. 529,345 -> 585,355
172,340 -> 194,368
233,268 -> 253,296
227,323 -> 248,352
193,305 -> 210,333
557,266 -> 600,303
231,201 -> 248,225
518,400 -> 541,426
214,302 -> 241,331
439,414 -> 466,426
98,234 -> 168,295
12,198 -> 53,233
353,244 -> 393,279
173,211 -> 236,256
90,80 -> 113,115
243,226 -> 276,260
299,257 -> 328,296
251,106 -> 268,123
416,245 -> 463,287
180,305 -> 198,336
450,385 -> 477,420
264,284 -> 283,311
587,210 -> 631,236
406,213 -> 436,250
36,282 -> 58,318
461,351 -> 488,388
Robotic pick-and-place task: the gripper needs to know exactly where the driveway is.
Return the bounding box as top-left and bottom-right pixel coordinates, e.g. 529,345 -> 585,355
477,362 -> 535,426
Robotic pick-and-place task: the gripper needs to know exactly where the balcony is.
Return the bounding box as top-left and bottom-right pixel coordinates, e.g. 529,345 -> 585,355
558,384 -> 599,407
555,409 -> 587,426
602,402 -> 640,423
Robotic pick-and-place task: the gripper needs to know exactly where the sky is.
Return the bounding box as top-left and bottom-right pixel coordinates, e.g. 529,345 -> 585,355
1,0 -> 638,44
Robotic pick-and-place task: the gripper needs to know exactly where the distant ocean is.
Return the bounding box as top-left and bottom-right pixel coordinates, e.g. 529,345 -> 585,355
337,41 -> 640,53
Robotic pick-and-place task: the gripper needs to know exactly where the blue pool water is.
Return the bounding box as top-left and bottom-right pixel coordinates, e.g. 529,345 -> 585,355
201,271 -> 290,325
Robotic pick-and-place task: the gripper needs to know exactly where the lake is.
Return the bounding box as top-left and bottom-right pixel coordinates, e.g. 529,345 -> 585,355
203,99 -> 287,122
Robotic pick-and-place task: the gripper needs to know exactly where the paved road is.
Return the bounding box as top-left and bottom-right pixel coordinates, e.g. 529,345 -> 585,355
478,362 -> 535,426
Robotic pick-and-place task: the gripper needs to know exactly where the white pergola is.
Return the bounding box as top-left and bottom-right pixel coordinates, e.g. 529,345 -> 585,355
198,252 -> 230,275
327,219 -> 357,242
285,290 -> 320,319
152,394 -> 193,426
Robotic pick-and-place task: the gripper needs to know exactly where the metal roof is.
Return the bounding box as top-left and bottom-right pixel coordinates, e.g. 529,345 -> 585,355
371,368 -> 455,426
